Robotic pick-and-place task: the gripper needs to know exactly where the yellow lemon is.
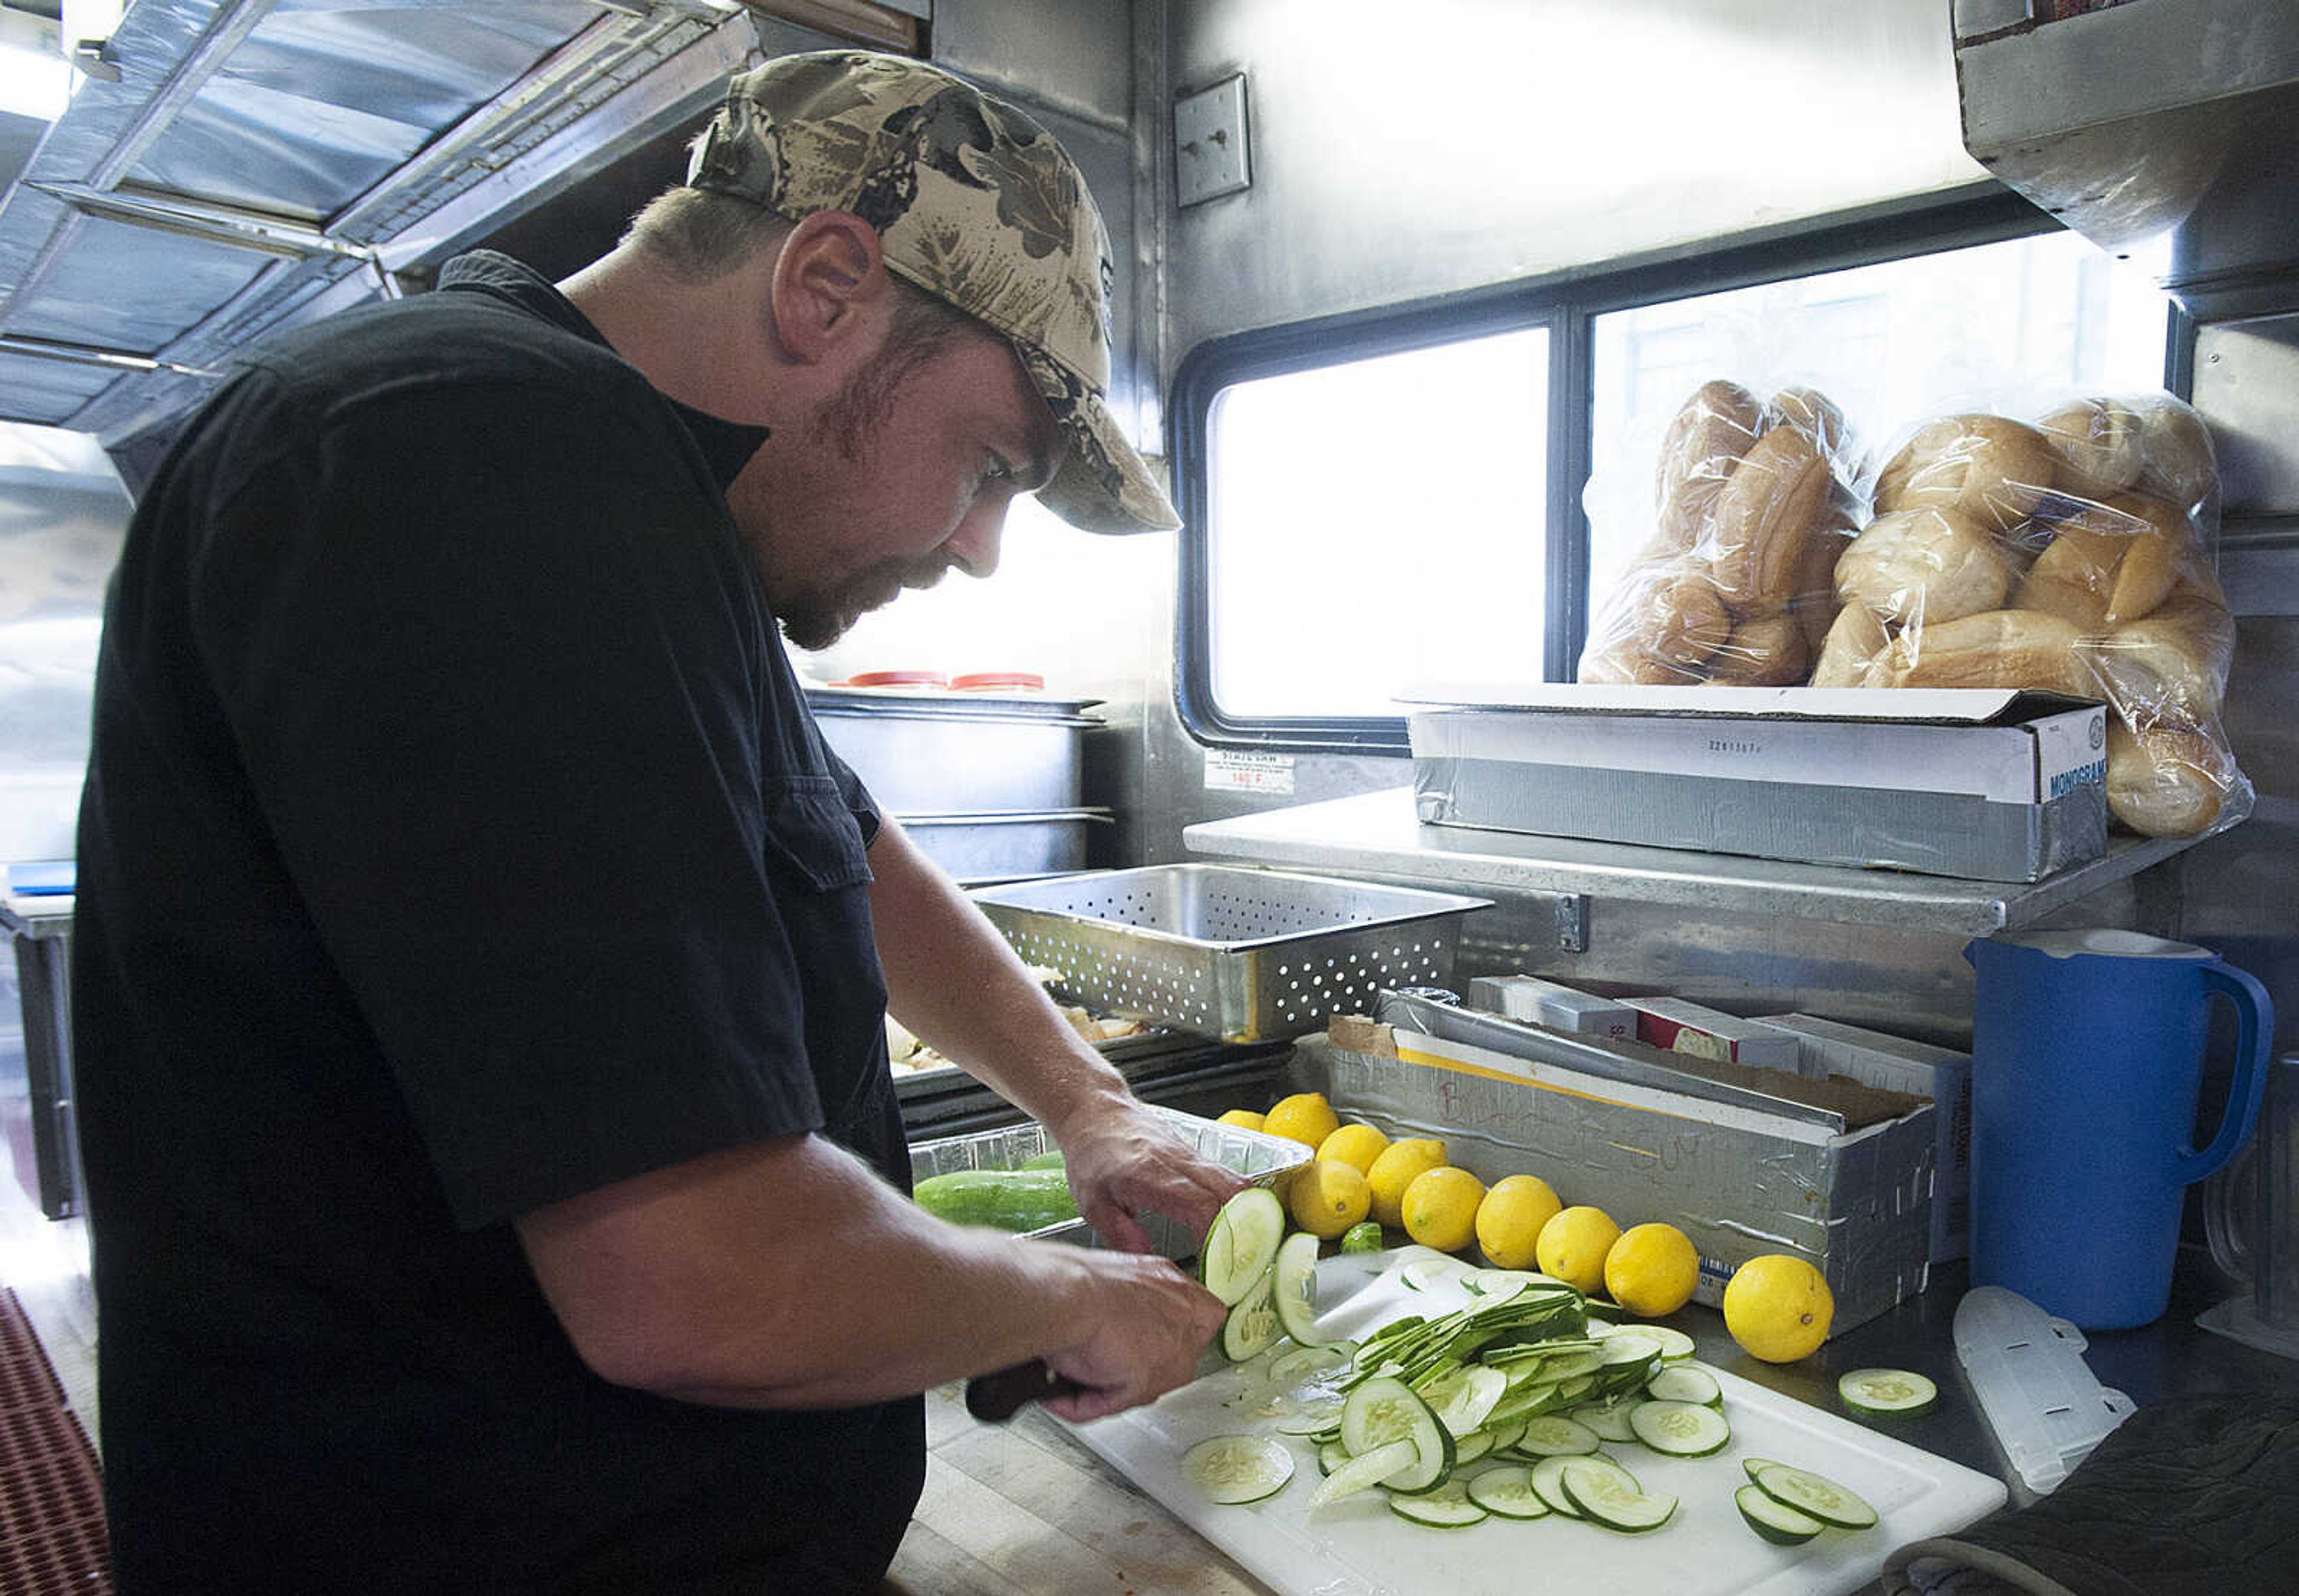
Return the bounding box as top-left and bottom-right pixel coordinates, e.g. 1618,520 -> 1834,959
1364,1137 -> 1449,1228
1262,1092 -> 1342,1149
1286,1158 -> 1372,1240
1722,1254 -> 1835,1364
1316,1122 -> 1391,1175
1473,1174 -> 1564,1270
1400,1166 -> 1487,1254
1217,1108 -> 1266,1133
1535,1204 -> 1622,1295
1603,1222 -> 1701,1318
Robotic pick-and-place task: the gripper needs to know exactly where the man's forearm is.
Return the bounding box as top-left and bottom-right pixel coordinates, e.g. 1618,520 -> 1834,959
866,815 -> 1132,1131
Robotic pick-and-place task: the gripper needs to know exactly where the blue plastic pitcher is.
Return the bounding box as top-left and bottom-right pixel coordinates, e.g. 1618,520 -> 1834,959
1966,929 -> 2273,1330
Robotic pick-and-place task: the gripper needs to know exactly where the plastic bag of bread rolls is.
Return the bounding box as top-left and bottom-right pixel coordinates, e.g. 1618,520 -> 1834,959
1579,379 -> 1859,688
1825,392 -> 2251,841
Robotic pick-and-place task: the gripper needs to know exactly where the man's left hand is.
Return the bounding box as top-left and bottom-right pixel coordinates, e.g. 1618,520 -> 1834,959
1049,1099 -> 1252,1254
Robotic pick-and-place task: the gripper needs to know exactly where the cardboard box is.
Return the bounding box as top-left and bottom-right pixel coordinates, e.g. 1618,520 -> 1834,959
1319,1011 -> 1934,1338
1753,1012 -> 1973,1263
1408,684 -> 2109,882
1623,996 -> 1803,1070
1467,973 -> 1636,1037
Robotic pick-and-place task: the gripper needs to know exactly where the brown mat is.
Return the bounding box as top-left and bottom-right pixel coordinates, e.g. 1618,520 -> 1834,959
0,1288 -> 110,1594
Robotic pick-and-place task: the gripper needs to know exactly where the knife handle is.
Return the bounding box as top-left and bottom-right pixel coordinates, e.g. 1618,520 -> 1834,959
966,1358 -> 1085,1423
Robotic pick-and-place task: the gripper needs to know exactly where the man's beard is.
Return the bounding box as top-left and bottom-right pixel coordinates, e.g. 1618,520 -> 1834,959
777,555 -> 953,650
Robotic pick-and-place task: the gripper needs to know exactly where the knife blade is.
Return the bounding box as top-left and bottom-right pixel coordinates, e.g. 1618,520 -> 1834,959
965,1358 -> 1085,1423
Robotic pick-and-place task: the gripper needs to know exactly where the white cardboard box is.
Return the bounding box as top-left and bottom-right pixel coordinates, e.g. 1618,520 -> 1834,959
1407,684 -> 2109,882
1467,973 -> 1636,1037
1622,996 -> 1804,1071
1753,1012 -> 1973,1263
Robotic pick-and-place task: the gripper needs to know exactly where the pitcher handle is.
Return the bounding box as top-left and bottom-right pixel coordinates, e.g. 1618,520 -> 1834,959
2175,963 -> 2276,1186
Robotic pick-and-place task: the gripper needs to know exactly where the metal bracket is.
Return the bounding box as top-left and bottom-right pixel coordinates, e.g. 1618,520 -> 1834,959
1554,893 -> 1589,953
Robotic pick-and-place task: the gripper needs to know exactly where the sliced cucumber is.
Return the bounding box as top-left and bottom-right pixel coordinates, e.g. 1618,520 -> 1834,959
1275,1397 -> 1346,1435
1388,1477 -> 1488,1528
1527,1455 -> 1585,1518
1571,1397 -> 1641,1443
1742,1456 -> 1787,1482
1466,1463 -> 1553,1520
1452,1428 -> 1496,1465
1645,1363 -> 1722,1406
1308,1438 -> 1421,1510
1749,1463 -> 1879,1531
1559,1457 -> 1678,1534
1318,1438 -> 1352,1476
1223,1269 -> 1281,1362
1401,1255 -> 1476,1293
1538,1349 -> 1606,1383
1273,1230 -> 1333,1347
1641,1324 -> 1699,1360
1553,1375 -> 1596,1403
1600,1333 -> 1666,1367
1201,1188 -> 1287,1307
1838,1367 -> 1940,1418
1511,1415 -> 1602,1458
1736,1482 -> 1826,1545
1339,1376 -> 1455,1494
1271,1342 -> 1351,1383
1419,1363 -> 1508,1437
1627,1399 -> 1731,1458
1482,1418 -> 1527,1454
1181,1434 -> 1296,1505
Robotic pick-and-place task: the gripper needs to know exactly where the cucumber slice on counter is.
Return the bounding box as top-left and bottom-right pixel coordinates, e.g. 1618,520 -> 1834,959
1837,1367 -> 1940,1418
1270,1343 -> 1349,1382
1571,1397 -> 1642,1444
1736,1482 -> 1827,1545
1339,1376 -> 1454,1494
1558,1457 -> 1678,1534
1748,1463 -> 1879,1531
1181,1434 -> 1295,1505
1387,1477 -> 1488,1528
1222,1268 -> 1281,1363
1645,1363 -> 1722,1406
1418,1363 -> 1508,1437
1273,1230 -> 1333,1347
1200,1188 -> 1286,1306
1275,1397 -> 1346,1436
1640,1325 -> 1699,1360
1529,1451 -> 1636,1518
1627,1399 -> 1731,1458
1308,1439 -> 1420,1510
1451,1428 -> 1496,1466
1600,1333 -> 1666,1367
1466,1463 -> 1553,1519
1318,1439 -> 1351,1476
1510,1415 -> 1602,1458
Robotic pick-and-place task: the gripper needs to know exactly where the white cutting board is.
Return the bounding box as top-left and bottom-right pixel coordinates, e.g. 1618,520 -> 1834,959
1067,1251 -> 2006,1596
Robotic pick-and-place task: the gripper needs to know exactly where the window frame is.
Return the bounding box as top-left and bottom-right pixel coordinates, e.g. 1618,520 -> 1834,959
1169,187 -> 2191,754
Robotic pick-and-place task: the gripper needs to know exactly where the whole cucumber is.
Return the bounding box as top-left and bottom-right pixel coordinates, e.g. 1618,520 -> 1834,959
913,1167 -> 1081,1232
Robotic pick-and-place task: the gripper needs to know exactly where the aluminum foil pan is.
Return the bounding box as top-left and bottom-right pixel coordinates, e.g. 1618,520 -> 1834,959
907,1102 -> 1312,1258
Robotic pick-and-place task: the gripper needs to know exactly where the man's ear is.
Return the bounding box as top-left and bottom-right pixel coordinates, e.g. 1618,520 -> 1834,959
769,211 -> 890,364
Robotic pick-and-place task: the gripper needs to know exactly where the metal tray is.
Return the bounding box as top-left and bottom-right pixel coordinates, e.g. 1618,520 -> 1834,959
906,1103 -> 1311,1258
968,864 -> 1493,1044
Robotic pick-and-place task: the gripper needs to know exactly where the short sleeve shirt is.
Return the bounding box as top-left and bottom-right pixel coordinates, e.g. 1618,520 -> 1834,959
71,252 -> 922,1592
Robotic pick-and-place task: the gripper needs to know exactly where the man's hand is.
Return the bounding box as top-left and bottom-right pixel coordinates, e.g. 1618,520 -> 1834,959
1048,1096 -> 1251,1254
1036,1250 -> 1229,1422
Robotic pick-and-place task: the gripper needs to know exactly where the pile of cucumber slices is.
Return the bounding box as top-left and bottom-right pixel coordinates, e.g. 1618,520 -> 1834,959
1184,1196 -> 1897,1546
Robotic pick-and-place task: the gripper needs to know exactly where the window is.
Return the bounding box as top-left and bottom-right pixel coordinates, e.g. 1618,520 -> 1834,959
1176,202 -> 2178,750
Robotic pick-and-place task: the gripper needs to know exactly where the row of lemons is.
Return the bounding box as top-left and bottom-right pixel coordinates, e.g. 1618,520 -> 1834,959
1221,1091 -> 1833,1364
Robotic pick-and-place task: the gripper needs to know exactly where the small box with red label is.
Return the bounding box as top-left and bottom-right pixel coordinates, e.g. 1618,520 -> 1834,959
1624,997 -> 1803,1072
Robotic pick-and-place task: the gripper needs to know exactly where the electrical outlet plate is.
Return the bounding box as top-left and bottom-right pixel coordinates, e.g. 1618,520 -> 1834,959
1173,74 -> 1249,207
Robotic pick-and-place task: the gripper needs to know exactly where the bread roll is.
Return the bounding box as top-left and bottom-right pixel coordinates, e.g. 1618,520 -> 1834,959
2079,589 -> 2236,721
2012,524 -> 2117,630
1867,608 -> 2088,695
2105,720 -> 2234,838
2037,398 -> 2146,499
1835,507 -> 2015,626
1630,568 -> 1732,669
1655,381 -> 1763,552
2133,398 -> 2218,510
1707,426 -> 1830,606
1704,611 -> 1810,686
1875,414 -> 2057,533
1809,603 -> 1889,688
1790,497 -> 1858,652
1763,386 -> 1848,456
2034,491 -> 2191,625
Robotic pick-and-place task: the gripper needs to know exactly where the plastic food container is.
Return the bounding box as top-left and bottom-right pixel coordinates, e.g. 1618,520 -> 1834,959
906,1103 -> 1311,1259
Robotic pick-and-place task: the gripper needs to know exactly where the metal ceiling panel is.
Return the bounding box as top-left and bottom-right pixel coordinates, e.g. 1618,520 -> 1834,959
0,353 -> 122,426
4,210 -> 272,350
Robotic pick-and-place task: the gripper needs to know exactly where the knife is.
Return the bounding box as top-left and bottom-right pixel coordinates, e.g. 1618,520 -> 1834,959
965,1358 -> 1085,1422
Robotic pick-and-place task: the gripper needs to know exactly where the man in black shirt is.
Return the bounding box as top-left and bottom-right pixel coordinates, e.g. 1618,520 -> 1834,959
73,50 -> 1239,1593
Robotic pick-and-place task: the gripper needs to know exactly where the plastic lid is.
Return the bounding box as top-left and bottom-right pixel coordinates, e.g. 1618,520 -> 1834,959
950,671 -> 1045,692
836,670 -> 948,689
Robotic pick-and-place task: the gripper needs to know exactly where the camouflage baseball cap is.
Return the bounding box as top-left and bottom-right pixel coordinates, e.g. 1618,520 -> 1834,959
687,50 -> 1179,535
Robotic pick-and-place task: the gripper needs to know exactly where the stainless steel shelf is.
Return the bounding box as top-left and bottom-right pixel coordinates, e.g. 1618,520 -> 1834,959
1182,788 -> 2197,937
